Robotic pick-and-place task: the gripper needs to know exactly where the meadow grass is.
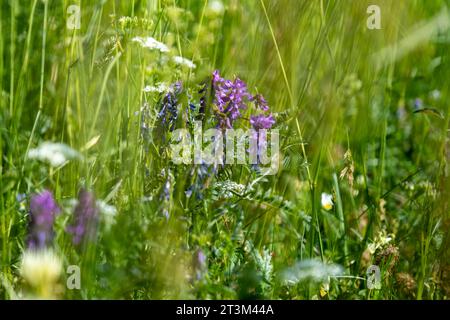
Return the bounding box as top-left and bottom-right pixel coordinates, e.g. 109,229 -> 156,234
0,0 -> 449,299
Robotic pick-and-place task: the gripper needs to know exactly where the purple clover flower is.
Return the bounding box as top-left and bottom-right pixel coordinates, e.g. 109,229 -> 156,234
27,190 -> 60,250
212,70 -> 251,128
66,189 -> 99,246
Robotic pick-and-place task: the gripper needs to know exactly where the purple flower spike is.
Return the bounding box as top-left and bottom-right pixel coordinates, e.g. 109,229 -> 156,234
27,190 -> 60,250
212,70 -> 252,128
66,189 -> 99,246
158,81 -> 183,132
250,113 -> 275,130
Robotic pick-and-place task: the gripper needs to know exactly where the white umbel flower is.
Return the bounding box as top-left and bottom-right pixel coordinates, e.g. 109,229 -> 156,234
282,259 -> 343,285
172,56 -> 196,69
27,142 -> 82,167
132,36 -> 169,53
212,180 -> 246,199
143,83 -> 169,93
321,192 -> 333,211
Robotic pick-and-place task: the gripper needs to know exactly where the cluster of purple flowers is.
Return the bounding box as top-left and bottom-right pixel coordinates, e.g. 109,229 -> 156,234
153,71 -> 275,134
153,71 -> 276,203
249,113 -> 275,130
211,70 -> 275,131
66,189 -> 99,246
249,94 -> 275,130
158,81 -> 182,132
185,162 -> 217,200
27,190 -> 61,250
210,70 -> 276,167
212,70 -> 252,129
26,188 -> 99,250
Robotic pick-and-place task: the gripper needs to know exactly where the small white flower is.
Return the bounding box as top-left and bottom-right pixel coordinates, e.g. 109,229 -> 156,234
430,89 -> 441,100
213,180 -> 246,199
27,142 -> 82,167
172,56 -> 196,69
97,200 -> 117,230
321,192 -> 333,211
143,83 -> 169,93
140,195 -> 153,202
132,36 -> 169,53
20,249 -> 62,291
282,259 -> 343,285
208,0 -> 225,14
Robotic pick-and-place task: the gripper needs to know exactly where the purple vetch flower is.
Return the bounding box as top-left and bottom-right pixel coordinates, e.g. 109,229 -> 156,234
27,190 -> 61,250
66,189 -> 99,246
162,209 -> 170,221
250,113 -> 275,130
16,193 -> 27,212
212,70 -> 251,128
194,249 -> 207,280
16,193 -> 26,202
185,162 -> 218,200
158,81 -> 183,132
249,114 -> 276,167
198,82 -> 208,116
185,187 -> 193,198
162,178 -> 171,201
197,250 -> 206,267
413,98 -> 423,110
252,94 -> 269,112
139,103 -> 151,146
158,170 -> 174,220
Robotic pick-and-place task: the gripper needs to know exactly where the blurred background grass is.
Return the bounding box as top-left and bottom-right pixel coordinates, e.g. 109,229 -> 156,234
0,0 -> 449,299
